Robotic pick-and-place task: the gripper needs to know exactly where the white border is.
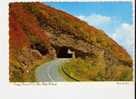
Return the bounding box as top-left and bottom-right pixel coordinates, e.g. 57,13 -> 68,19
0,0 -> 135,99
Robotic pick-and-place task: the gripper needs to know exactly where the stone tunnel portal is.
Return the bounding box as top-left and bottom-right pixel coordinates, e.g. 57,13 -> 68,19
57,47 -> 75,58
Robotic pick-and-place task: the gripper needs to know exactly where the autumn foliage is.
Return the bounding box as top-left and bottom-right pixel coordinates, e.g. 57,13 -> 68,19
9,2 -> 133,81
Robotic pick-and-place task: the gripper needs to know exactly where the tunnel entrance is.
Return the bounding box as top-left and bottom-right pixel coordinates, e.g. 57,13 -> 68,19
31,42 -> 48,55
57,47 -> 74,58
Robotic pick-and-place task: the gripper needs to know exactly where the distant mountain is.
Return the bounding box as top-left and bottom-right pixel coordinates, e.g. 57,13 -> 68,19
9,2 -> 132,81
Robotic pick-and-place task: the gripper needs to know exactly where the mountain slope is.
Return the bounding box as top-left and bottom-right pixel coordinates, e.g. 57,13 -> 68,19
9,2 -> 133,81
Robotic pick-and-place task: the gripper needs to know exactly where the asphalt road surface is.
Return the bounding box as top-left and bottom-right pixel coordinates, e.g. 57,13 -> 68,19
35,58 -> 69,82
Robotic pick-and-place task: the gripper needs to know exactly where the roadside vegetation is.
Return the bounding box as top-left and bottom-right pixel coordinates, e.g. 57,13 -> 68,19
9,3 -> 132,82
61,58 -> 132,81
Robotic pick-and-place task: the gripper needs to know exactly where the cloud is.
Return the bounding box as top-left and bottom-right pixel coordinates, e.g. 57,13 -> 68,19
112,23 -> 134,57
77,14 -> 111,28
77,14 -> 134,57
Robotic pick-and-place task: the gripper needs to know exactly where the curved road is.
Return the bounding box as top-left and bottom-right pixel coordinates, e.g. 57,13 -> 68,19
35,58 -> 69,82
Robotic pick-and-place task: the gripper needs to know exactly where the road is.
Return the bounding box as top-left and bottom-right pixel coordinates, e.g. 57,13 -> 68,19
35,58 -> 69,82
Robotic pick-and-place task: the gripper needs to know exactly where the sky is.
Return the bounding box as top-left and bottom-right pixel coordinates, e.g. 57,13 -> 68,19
45,2 -> 134,57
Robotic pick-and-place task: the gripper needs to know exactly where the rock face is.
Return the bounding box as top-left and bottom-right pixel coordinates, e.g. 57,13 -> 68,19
9,3 -> 133,81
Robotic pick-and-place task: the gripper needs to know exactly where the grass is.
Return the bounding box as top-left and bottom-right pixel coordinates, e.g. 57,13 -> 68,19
26,57 -> 52,82
58,64 -> 76,81
10,53 -> 52,82
61,58 -> 133,81
61,58 -> 99,81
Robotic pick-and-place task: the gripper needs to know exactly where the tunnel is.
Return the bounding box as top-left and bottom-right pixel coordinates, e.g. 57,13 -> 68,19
57,47 -> 73,58
31,42 -> 48,55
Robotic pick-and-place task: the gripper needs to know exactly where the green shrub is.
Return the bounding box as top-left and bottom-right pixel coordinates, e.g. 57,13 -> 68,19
64,19 -> 69,23
74,25 -> 80,29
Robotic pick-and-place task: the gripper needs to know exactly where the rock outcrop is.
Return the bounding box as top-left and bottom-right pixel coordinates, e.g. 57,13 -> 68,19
9,2 -> 133,81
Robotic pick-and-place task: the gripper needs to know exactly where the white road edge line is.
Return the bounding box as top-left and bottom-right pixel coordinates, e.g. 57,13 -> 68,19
47,64 -> 54,81
47,72 -> 54,81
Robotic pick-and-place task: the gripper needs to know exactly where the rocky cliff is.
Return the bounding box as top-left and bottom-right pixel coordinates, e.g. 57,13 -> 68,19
9,2 -> 133,81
